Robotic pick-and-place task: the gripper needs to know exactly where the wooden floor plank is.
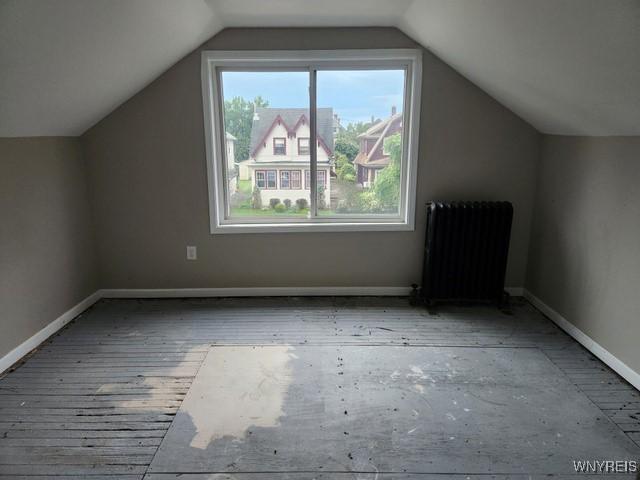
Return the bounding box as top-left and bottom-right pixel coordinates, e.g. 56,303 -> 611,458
0,297 -> 638,478
0,437 -> 163,447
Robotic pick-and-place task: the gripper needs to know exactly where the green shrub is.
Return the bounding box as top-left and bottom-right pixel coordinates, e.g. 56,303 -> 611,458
339,163 -> 356,182
274,203 -> 287,213
269,198 -> 280,209
335,153 -> 356,183
373,133 -> 402,210
356,190 -> 383,213
251,186 -> 262,209
296,198 -> 308,210
342,172 -> 356,183
283,199 -> 292,209
318,185 -> 326,209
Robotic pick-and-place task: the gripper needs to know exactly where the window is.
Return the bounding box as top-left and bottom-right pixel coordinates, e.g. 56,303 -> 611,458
382,136 -> 392,156
202,49 -> 422,233
298,137 -> 310,155
305,170 -> 326,189
290,170 -> 302,189
273,138 -> 286,155
256,170 -> 277,190
280,170 -> 290,189
280,170 -> 302,190
266,170 -> 277,189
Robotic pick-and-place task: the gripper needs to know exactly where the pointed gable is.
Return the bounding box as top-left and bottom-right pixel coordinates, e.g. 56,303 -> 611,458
249,108 -> 334,157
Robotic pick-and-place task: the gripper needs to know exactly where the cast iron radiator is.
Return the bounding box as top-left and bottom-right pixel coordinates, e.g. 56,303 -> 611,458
421,201 -> 513,305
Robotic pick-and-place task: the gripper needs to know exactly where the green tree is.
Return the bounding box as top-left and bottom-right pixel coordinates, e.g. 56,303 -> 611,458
335,152 -> 356,182
334,140 -> 359,163
335,121 -> 373,163
337,121 -> 374,145
224,96 -> 269,162
373,133 -> 402,210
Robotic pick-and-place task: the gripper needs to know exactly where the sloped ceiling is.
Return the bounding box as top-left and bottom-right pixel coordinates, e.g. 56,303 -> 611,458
0,0 -> 224,137
400,0 -> 640,136
1,0 -> 638,137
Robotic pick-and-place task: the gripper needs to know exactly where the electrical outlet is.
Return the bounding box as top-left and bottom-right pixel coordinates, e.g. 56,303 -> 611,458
186,246 -> 197,260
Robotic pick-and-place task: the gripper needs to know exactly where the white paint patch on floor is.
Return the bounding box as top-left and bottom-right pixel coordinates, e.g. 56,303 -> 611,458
184,346 -> 294,449
149,345 -> 640,475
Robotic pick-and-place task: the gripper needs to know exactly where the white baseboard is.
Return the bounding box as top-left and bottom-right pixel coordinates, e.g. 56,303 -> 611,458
0,286 -> 411,373
100,286 -> 412,298
505,287 -> 524,296
0,291 -> 102,374
101,286 -> 525,299
524,289 -> 640,391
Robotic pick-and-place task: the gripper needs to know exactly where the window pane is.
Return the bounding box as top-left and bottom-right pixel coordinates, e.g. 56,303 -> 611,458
290,170 -> 301,189
221,71 -> 311,219
273,138 -> 286,155
280,171 -> 290,189
316,69 -> 406,216
298,137 -> 310,155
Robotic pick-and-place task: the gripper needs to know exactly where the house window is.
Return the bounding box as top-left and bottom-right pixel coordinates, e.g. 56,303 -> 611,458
298,138 -> 310,155
382,137 -> 391,156
280,170 -> 302,190
290,170 -> 302,189
280,171 -> 290,189
202,49 -> 422,233
305,170 -> 326,189
256,170 -> 277,190
273,138 -> 286,155
266,170 -> 277,189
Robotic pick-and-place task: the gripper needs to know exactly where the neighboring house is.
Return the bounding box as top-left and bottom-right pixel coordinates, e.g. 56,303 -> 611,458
246,107 -> 334,206
354,106 -> 402,187
226,132 -> 237,195
236,159 -> 251,181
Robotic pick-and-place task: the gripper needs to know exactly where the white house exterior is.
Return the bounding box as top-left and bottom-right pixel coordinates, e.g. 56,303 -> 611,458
245,108 -> 333,206
236,159 -> 251,181
225,132 -> 237,195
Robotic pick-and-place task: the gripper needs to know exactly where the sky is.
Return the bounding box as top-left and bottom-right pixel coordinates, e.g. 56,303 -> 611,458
221,70 -> 404,125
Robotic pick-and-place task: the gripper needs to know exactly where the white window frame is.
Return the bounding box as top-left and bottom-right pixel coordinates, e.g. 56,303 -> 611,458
298,137 -> 310,155
273,137 -> 286,156
201,49 -> 422,234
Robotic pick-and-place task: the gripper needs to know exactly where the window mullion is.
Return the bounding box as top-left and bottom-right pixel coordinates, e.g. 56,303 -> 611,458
309,68 -> 318,218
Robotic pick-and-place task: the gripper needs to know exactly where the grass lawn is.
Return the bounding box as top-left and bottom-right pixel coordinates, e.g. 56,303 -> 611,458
238,179 -> 252,195
230,207 -> 309,217
230,207 -> 336,218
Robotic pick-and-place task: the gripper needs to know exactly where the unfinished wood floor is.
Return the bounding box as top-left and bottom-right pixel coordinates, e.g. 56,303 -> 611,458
0,297 -> 639,478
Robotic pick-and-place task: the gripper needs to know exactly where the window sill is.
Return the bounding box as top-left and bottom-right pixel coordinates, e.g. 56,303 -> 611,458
211,221 -> 415,234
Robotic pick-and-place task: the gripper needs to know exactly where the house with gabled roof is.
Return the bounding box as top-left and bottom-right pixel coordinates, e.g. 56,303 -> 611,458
354,106 -> 402,187
245,107 -> 334,206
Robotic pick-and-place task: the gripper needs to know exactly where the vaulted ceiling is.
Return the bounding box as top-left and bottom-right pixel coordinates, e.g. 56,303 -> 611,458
1,0 -> 638,137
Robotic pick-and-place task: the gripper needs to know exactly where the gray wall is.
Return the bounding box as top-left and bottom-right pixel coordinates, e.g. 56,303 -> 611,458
527,136 -> 640,373
82,27 -> 540,290
0,137 -> 98,358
